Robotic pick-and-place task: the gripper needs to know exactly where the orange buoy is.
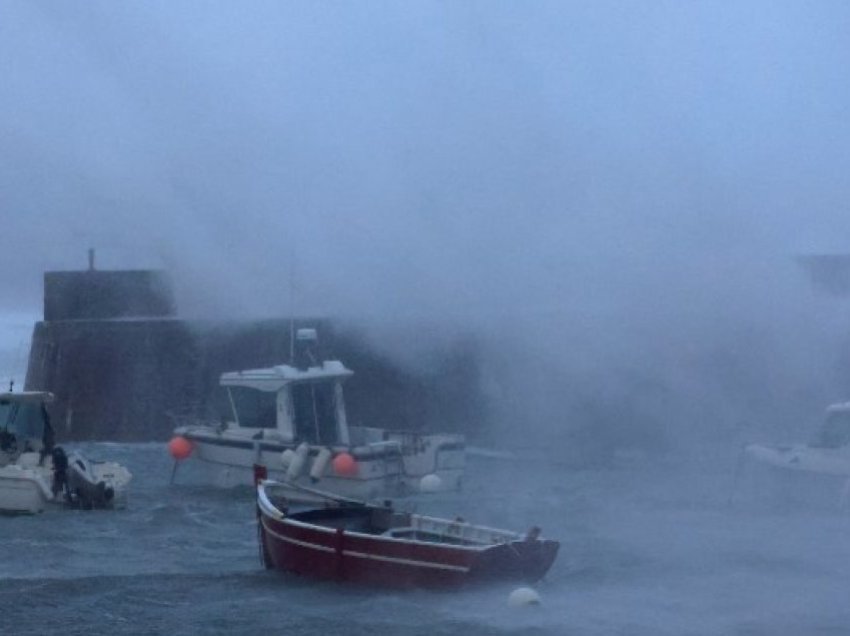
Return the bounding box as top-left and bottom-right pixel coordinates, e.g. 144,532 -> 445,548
332,452 -> 358,477
168,436 -> 194,460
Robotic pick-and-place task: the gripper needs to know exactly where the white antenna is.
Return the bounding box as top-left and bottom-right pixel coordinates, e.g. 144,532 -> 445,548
288,243 -> 297,363
7,338 -> 26,394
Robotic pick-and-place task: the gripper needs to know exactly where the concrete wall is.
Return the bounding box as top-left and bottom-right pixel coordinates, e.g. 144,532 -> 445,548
25,266 -> 486,441
44,270 -> 175,321
24,317 -> 486,441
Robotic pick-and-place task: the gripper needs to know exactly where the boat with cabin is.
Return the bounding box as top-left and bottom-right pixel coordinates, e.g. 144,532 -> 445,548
255,469 -> 559,588
0,389 -> 132,514
171,329 -> 465,497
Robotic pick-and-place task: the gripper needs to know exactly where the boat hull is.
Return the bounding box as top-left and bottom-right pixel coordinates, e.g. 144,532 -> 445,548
258,511 -> 559,589
745,443 -> 850,477
0,469 -> 53,514
178,427 -> 465,496
0,452 -> 131,514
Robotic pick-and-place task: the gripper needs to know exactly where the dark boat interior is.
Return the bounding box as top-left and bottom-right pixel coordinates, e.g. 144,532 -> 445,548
284,504 -> 480,545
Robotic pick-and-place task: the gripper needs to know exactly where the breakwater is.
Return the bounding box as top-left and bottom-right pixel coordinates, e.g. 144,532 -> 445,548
24,264 -> 484,441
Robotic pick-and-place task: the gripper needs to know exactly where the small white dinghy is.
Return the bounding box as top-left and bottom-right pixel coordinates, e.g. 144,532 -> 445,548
0,390 -> 132,514
743,402 -> 850,477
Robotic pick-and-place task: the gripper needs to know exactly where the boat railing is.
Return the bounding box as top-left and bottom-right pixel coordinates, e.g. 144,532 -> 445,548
410,514 -> 522,546
361,440 -> 403,453
165,407 -> 215,430
257,481 -> 285,520
348,426 -> 388,445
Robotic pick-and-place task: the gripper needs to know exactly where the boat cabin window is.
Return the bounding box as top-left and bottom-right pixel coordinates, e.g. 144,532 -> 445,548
0,400 -> 48,446
812,410 -> 850,449
291,381 -> 338,445
227,387 -> 277,429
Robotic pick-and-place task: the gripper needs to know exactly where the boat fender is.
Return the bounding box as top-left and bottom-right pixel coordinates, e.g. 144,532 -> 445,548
280,449 -> 296,472
168,436 -> 193,460
332,452 -> 358,477
419,473 -> 442,493
309,447 -> 332,482
286,442 -> 310,481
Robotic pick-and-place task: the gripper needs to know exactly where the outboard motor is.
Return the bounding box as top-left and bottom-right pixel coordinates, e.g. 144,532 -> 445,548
67,453 -> 114,509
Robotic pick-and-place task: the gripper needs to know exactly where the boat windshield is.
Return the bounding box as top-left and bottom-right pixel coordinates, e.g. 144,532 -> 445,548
228,387 -> 277,429
0,399 -> 47,442
291,381 -> 338,445
811,410 -> 850,449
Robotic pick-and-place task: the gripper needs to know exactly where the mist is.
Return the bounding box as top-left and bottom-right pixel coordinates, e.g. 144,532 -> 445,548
6,5 -> 850,633
3,1 -> 850,455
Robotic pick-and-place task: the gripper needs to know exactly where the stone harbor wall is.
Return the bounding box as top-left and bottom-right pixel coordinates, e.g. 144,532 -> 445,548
44,269 -> 175,321
24,268 -> 485,441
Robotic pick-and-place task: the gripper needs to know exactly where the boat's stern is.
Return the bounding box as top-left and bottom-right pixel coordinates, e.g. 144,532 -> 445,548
374,430 -> 465,493
90,460 -> 133,508
469,536 -> 560,584
0,464 -> 54,514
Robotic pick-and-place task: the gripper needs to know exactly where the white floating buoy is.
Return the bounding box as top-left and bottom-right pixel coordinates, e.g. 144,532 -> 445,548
508,587 -> 541,608
419,473 -> 443,493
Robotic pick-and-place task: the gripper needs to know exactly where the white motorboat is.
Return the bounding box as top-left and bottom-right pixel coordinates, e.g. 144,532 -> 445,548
171,329 -> 465,497
0,390 -> 132,514
743,402 -> 850,477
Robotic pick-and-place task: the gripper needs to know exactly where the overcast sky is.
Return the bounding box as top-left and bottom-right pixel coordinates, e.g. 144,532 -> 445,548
3,1 -> 850,438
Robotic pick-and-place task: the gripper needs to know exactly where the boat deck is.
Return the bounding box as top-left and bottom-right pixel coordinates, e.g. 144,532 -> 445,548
279,501 -> 522,547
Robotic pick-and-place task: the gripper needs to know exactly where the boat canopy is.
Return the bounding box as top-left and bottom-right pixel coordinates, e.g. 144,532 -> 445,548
221,361 -> 352,392
0,392 -> 55,453
0,391 -> 54,404
221,361 -> 352,445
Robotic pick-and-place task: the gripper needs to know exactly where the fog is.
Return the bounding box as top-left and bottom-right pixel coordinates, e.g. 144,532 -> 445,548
3,1 -> 850,453
6,6 -> 850,634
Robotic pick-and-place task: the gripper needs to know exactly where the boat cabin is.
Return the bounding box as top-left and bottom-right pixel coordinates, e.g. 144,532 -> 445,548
220,360 -> 353,446
0,392 -> 55,458
811,403 -> 850,449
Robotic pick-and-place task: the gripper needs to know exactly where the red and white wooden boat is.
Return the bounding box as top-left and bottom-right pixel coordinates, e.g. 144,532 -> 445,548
255,472 -> 559,588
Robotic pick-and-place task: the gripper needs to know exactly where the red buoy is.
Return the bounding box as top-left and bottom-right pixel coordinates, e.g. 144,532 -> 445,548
168,436 -> 194,460
332,452 -> 358,477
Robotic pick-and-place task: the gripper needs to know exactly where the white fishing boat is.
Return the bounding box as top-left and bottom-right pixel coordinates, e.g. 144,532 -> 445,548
170,329 -> 465,497
743,402 -> 850,477
0,390 -> 132,514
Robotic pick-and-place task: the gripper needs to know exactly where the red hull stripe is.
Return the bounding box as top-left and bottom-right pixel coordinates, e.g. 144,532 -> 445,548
261,520 -> 336,553
261,518 -> 470,573
340,549 -> 469,572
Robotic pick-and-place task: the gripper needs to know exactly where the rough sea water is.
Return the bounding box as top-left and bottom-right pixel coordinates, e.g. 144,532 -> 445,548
2,443 -> 850,636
